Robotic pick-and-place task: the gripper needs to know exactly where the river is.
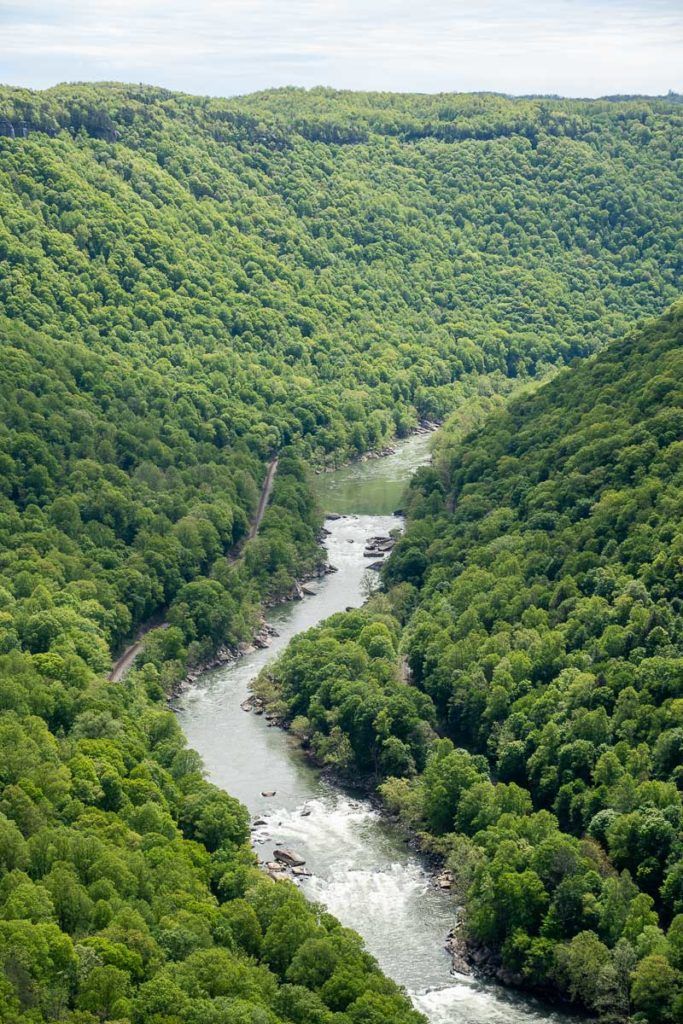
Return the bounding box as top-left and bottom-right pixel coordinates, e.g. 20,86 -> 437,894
175,434 -> 573,1024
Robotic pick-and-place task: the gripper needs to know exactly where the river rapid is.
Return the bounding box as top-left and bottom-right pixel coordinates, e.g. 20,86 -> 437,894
175,435 -> 574,1024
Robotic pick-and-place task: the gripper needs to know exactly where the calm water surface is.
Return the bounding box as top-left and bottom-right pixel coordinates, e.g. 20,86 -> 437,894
175,435 -> 574,1023
314,431 -> 434,515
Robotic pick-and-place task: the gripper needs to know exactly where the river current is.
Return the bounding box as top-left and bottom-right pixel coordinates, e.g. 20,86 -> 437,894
175,434 -> 574,1023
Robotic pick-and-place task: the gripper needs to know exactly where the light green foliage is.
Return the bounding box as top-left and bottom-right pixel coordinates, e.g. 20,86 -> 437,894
0,656 -> 420,1021
0,85 -> 679,686
259,603 -> 435,777
267,305 -> 683,1019
0,325 -> 322,685
0,83 -> 682,1021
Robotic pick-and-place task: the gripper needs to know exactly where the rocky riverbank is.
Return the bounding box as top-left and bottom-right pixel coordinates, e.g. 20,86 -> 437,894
263,559 -> 338,608
243,676 -> 557,996
445,929 -> 525,987
314,420 -> 440,475
239,689 -> 475,961
169,554 -> 342,700
169,619 -> 281,700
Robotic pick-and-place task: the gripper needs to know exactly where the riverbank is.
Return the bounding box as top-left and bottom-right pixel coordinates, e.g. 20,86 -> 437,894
169,560 -> 339,700
244,531 -> 581,1015
112,430 -> 415,689
248,627 -> 582,1017
314,420 -> 440,476
241,690 -> 521,988
174,442 -> 576,1024
170,433 -> 428,697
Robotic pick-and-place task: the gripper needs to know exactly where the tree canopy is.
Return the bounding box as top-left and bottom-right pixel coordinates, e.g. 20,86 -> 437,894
264,304 -> 683,1020
0,82 -> 681,1022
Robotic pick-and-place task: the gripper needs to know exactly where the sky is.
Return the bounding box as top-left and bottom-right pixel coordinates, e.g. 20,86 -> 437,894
1,0 -> 681,99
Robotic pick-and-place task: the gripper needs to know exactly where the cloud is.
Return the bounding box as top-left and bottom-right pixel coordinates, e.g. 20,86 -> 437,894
1,0 -> 681,96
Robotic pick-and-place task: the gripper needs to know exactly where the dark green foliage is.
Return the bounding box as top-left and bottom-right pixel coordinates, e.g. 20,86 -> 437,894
0,656 -> 421,1023
1,82 -> 682,1021
391,305 -> 683,1017
265,305 -> 683,1019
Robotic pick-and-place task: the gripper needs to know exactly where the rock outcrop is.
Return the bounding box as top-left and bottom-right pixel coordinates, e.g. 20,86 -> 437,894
273,848 -> 306,867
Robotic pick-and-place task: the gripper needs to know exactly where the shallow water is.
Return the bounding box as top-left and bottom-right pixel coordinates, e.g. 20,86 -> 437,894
314,431 -> 435,515
175,437 -> 575,1023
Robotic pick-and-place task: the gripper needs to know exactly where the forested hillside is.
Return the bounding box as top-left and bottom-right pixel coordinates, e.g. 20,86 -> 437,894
0,657 -> 426,1024
0,83 -> 681,1022
0,312 -> 325,679
1,85 -> 681,451
1,83 -> 681,677
262,304 -> 683,1020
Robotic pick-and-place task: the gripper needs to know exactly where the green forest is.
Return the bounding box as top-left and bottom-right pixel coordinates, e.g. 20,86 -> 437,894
262,304 -> 683,1021
0,82 -> 681,1022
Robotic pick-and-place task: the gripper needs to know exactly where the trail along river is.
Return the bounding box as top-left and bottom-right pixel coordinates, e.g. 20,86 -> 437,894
175,434 -> 575,1023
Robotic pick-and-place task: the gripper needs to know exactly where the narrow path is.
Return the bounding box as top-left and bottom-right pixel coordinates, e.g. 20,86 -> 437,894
108,457 -> 279,682
109,639 -> 144,683
108,619 -> 169,682
248,456 -> 279,540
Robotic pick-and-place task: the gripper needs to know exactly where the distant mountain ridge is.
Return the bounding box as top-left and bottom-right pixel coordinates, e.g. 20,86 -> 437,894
0,83 -> 681,1024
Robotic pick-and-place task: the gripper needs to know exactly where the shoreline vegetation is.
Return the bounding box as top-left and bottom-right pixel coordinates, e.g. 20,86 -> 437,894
0,82 -> 681,1023
108,419 -> 438,688
165,394 -> 519,692
252,306 -> 683,1021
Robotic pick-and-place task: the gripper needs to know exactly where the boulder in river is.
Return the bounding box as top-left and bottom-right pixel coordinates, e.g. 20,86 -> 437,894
266,862 -> 289,881
273,848 -> 306,867
292,865 -> 312,877
364,536 -> 395,558
366,535 -> 394,550
446,929 -> 473,976
242,694 -> 265,712
261,790 -> 276,798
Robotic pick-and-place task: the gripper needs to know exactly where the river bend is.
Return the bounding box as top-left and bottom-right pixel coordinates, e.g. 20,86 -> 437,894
175,435 -> 573,1024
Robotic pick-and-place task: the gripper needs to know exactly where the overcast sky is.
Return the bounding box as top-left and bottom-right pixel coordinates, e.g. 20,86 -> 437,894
1,0 -> 681,98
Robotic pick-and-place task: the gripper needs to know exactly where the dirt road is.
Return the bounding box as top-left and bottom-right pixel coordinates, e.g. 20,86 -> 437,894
108,457 -> 279,682
248,457 -> 279,539
109,639 -> 145,682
